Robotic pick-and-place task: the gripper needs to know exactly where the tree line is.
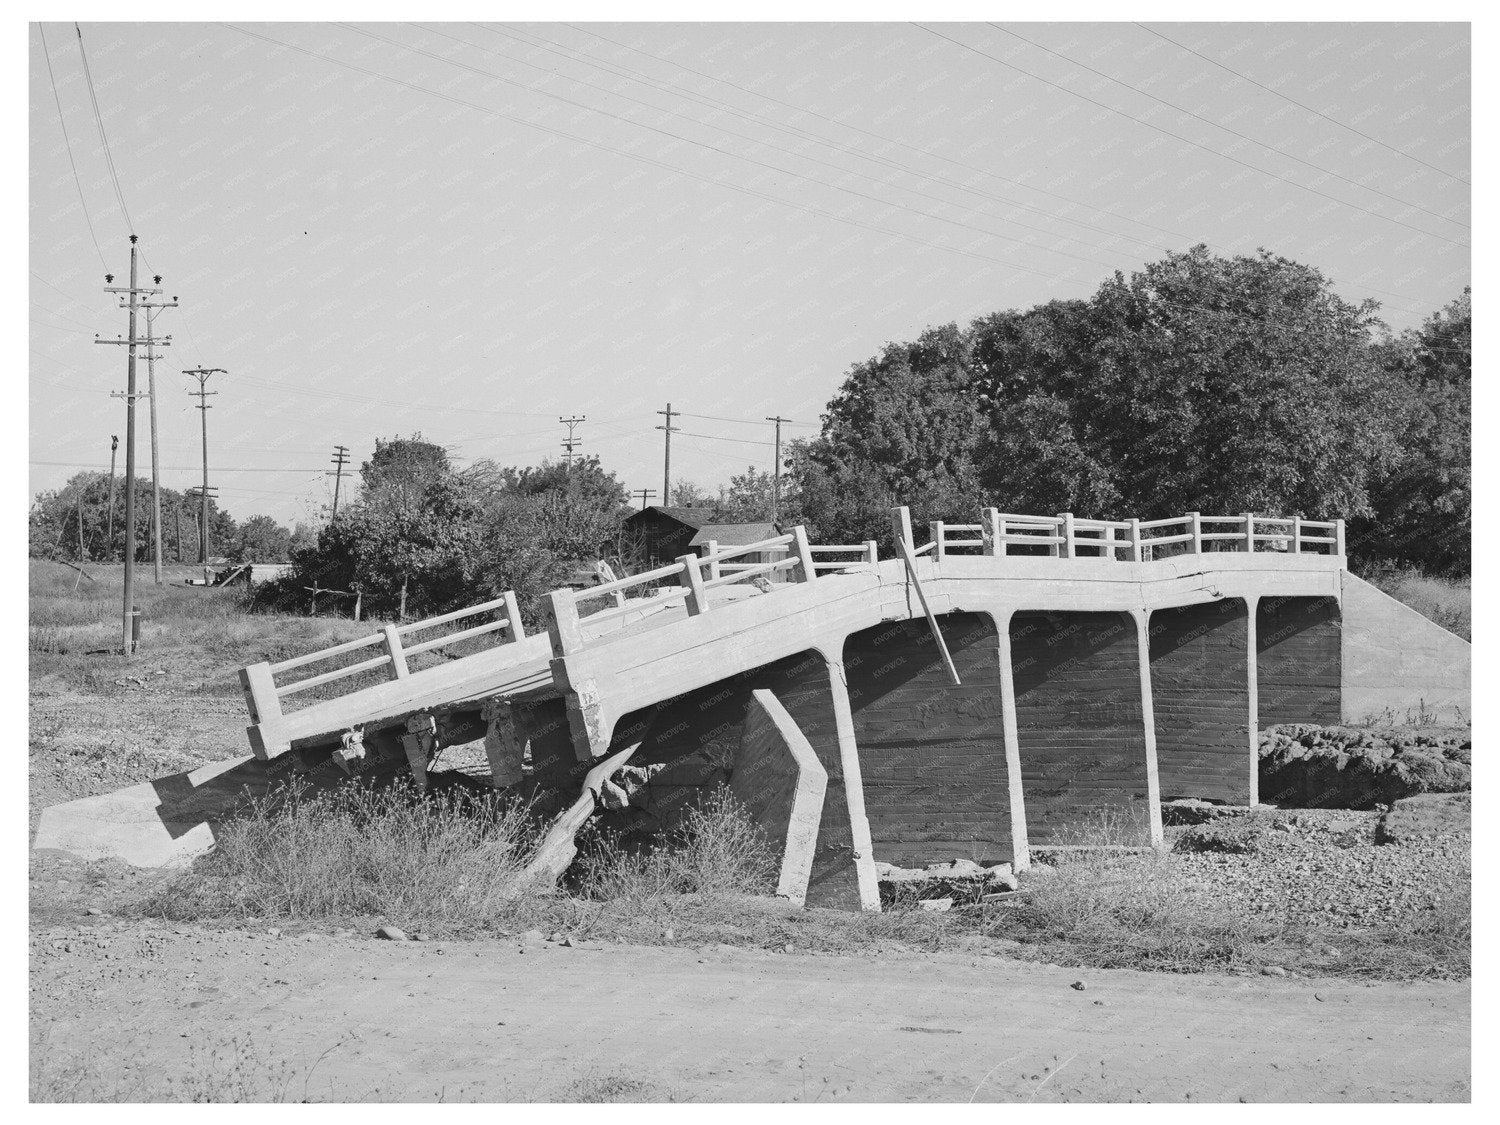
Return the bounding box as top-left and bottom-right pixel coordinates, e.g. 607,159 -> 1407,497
30,246 -> 1470,620
784,247 -> 1469,577
29,473 -> 315,566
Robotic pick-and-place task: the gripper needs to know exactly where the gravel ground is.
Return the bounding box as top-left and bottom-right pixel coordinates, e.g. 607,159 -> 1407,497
1169,804 -> 1470,932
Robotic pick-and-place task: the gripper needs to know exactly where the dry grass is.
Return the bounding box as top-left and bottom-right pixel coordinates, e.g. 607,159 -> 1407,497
1366,567 -> 1471,641
983,850 -> 1283,973
146,780 -> 541,929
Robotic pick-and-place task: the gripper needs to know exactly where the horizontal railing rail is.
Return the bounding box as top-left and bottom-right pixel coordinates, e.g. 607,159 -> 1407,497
240,590 -> 527,729
909,507 -> 1346,565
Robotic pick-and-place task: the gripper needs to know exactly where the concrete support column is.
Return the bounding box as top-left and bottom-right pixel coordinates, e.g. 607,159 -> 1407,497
1132,610 -> 1164,847
823,653 -> 881,911
1245,595 -> 1260,806
994,610 -> 1031,872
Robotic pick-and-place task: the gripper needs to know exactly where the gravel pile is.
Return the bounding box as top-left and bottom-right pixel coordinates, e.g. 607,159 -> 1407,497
1171,804 -> 1470,931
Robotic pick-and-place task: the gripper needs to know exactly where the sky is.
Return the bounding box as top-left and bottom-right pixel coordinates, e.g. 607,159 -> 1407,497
29,21 -> 1471,527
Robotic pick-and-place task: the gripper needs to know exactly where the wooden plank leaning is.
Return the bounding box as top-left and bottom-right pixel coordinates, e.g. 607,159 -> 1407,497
889,507 -> 961,687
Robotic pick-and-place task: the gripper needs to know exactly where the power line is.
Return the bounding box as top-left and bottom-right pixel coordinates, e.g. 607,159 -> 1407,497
441,23 -> 1428,321
989,23 -> 1467,231
225,24 -> 1098,283
339,22 -> 1132,275
553,21 -> 1196,249
1135,23 -> 1470,186
36,25 -> 107,272
674,409 -> 814,427
74,22 -> 134,235
442,22 -> 1174,263
914,23 -> 1467,248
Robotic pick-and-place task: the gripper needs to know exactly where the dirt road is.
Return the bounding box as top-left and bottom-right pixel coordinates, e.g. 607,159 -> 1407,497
30,922 -> 1469,1102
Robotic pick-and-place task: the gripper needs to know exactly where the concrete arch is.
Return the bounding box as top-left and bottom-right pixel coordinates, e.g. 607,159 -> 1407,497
839,612 -> 1016,869
1008,609 -> 1156,847
1146,598 -> 1254,805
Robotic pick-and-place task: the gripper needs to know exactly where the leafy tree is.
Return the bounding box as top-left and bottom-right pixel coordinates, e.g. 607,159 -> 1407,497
667,480 -> 714,508
232,515 -> 293,562
1353,289 -> 1470,575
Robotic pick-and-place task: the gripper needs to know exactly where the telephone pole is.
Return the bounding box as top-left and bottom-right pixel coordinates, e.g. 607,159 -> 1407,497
765,415 -> 790,524
96,236 -> 167,655
328,445 -> 350,522
656,403 -> 678,504
185,367 -> 226,584
631,487 -> 657,509
560,415 -> 586,465
106,434 -> 118,559
138,281 -> 177,584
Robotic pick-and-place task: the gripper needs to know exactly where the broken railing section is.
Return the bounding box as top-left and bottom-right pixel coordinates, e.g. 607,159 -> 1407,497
239,591 -> 526,740
910,507 -> 1346,563
520,688 -> 832,906
545,526 -> 878,653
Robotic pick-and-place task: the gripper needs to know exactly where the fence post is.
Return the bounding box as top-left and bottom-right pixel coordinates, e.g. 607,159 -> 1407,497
705,539 -> 722,582
1129,517 -> 1144,562
864,539 -> 880,566
791,525 -> 817,582
1057,512 -> 1074,559
1292,515 -> 1303,555
1242,512 -> 1255,553
353,590 -> 362,622
677,553 -> 709,614
382,624 -> 410,680
1189,511 -> 1203,554
502,590 -> 525,641
546,589 -> 584,657
930,521 -> 946,562
1334,518 -> 1346,560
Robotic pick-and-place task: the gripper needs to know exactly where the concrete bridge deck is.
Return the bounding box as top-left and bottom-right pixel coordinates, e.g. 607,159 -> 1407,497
35,508 -> 1470,906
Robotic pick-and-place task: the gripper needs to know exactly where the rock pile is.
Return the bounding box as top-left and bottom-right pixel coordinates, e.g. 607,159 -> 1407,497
1258,724 -> 1470,809
876,858 -> 1018,906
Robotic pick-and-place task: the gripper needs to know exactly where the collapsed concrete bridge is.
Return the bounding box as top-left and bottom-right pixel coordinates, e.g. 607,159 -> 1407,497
35,508 -> 1470,911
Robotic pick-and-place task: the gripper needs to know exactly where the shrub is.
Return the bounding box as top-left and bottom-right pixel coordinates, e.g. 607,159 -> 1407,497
149,780 -> 541,928
573,787 -> 777,902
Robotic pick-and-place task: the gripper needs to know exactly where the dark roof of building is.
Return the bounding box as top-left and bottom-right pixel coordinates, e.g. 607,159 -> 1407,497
688,523 -> 780,547
625,505 -> 717,529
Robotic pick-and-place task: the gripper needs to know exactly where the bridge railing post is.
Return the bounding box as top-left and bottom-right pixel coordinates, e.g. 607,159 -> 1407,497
1189,511 -> 1203,554
704,540 -> 722,582
1335,518 -> 1346,562
1129,517 -> 1144,562
1242,512 -> 1255,553
382,624 -> 410,680
930,521 -> 946,562
502,590 -> 526,641
678,553 -> 709,614
1057,512 -> 1075,558
1292,515 -> 1303,554
546,589 -> 584,657
791,525 -> 817,582
864,539 -> 880,565
892,506 -> 914,553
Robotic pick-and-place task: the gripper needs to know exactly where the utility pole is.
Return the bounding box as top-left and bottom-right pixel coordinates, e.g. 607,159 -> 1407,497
765,415 -> 790,524
105,434 -> 118,559
96,236 -> 166,656
138,282 -> 178,584
656,402 -> 677,505
185,367 -> 227,584
631,487 -> 657,509
173,504 -> 183,563
328,444 -> 350,522
559,415 -> 586,465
